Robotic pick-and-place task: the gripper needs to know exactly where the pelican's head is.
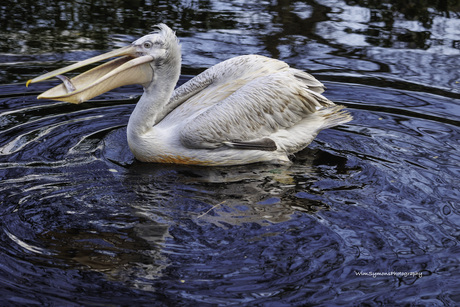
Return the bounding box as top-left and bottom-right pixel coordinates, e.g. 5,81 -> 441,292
26,24 -> 181,104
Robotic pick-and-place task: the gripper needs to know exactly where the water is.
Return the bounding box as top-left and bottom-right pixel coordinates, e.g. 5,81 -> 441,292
1,0 -> 460,305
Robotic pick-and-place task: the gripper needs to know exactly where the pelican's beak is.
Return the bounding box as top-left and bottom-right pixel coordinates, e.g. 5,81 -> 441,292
26,45 -> 154,104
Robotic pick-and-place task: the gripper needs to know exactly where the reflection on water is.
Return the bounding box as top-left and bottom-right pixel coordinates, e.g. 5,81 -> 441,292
3,0 -> 458,54
1,0 -> 460,305
2,0 -> 459,90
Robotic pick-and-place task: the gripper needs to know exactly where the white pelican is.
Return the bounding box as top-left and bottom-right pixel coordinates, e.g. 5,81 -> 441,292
27,24 -> 352,166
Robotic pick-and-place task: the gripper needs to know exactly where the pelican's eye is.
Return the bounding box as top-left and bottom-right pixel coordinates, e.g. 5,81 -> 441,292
143,41 -> 153,49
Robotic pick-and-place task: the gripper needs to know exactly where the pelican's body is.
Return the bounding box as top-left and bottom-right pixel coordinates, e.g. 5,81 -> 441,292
28,24 -> 352,166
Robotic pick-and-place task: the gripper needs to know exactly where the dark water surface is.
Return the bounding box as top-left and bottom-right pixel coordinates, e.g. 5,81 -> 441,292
1,0 -> 460,305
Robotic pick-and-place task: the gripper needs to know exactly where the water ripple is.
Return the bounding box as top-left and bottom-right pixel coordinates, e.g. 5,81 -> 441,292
1,1 -> 460,302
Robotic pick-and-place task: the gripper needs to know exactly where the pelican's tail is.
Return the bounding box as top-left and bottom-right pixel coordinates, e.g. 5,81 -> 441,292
317,105 -> 353,130
271,104 -> 352,154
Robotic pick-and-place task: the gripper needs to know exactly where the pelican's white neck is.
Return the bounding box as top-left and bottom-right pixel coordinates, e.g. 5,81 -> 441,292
127,60 -> 181,137
127,26 -> 182,155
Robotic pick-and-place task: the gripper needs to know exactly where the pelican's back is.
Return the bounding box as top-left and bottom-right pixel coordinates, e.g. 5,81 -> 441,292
157,54 -> 351,160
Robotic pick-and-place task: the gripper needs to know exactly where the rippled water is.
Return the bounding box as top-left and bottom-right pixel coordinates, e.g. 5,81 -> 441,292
1,0 -> 460,305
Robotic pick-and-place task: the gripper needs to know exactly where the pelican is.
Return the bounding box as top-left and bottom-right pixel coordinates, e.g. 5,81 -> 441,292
27,24 -> 352,166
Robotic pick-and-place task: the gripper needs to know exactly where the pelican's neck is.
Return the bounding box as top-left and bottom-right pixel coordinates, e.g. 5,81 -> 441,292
127,66 -> 180,136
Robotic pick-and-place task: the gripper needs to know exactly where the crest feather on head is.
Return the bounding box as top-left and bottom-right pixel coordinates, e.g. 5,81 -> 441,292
149,24 -> 181,63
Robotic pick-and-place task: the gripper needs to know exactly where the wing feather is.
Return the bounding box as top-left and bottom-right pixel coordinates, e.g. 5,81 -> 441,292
159,55 -> 290,124
179,64 -> 334,150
